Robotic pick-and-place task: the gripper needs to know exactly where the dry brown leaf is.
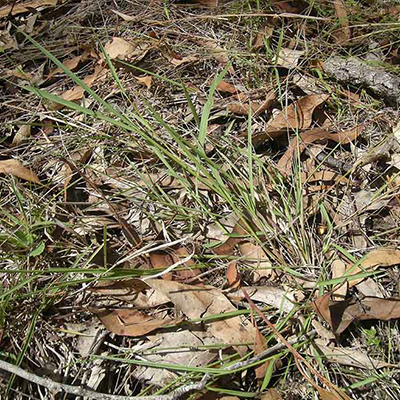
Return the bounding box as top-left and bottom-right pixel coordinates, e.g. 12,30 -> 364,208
267,94 -> 329,134
274,48 -> 305,69
333,0 -> 351,44
0,0 -> 57,17
346,248 -> 400,287
261,389 -> 283,400
0,159 -> 41,184
277,125 -> 362,175
89,307 -> 179,336
135,75 -> 152,89
226,261 -> 240,288
314,293 -> 400,335
169,55 -> 198,66
144,279 -> 256,355
313,340 -> 394,369
12,124 -> 31,147
317,387 -> 349,400
217,81 -> 238,95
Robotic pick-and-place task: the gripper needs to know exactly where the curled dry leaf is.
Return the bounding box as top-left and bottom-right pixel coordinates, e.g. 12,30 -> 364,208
345,247 -> 400,287
0,159 -> 41,184
89,307 -> 180,337
277,125 -> 362,176
12,124 -> 31,147
144,279 -> 256,356
314,292 -> 400,335
267,94 -> 329,135
135,75 -> 152,89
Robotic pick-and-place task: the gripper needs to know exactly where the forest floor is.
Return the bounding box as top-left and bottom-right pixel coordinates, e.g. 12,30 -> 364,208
1,0 -> 400,399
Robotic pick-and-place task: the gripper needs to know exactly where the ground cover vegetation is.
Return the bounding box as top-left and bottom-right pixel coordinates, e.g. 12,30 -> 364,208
1,0 -> 400,398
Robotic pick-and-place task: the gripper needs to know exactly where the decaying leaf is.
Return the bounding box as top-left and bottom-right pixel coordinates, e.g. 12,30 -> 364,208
314,292 -> 400,335
0,159 -> 41,184
277,125 -> 362,175
274,48 -> 305,69
12,124 -> 31,147
89,307 -> 180,336
226,261 -> 240,288
267,94 -> 329,135
217,80 -> 238,95
346,247 -> 400,287
313,339 -> 394,369
144,279 -> 256,355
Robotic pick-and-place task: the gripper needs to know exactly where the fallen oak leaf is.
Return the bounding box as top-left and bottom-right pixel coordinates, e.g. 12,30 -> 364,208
314,293 -> 400,335
267,93 -> 329,134
226,261 -> 241,288
0,159 -> 42,184
89,307 -> 181,337
277,125 -> 363,175
345,247 -> 400,287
